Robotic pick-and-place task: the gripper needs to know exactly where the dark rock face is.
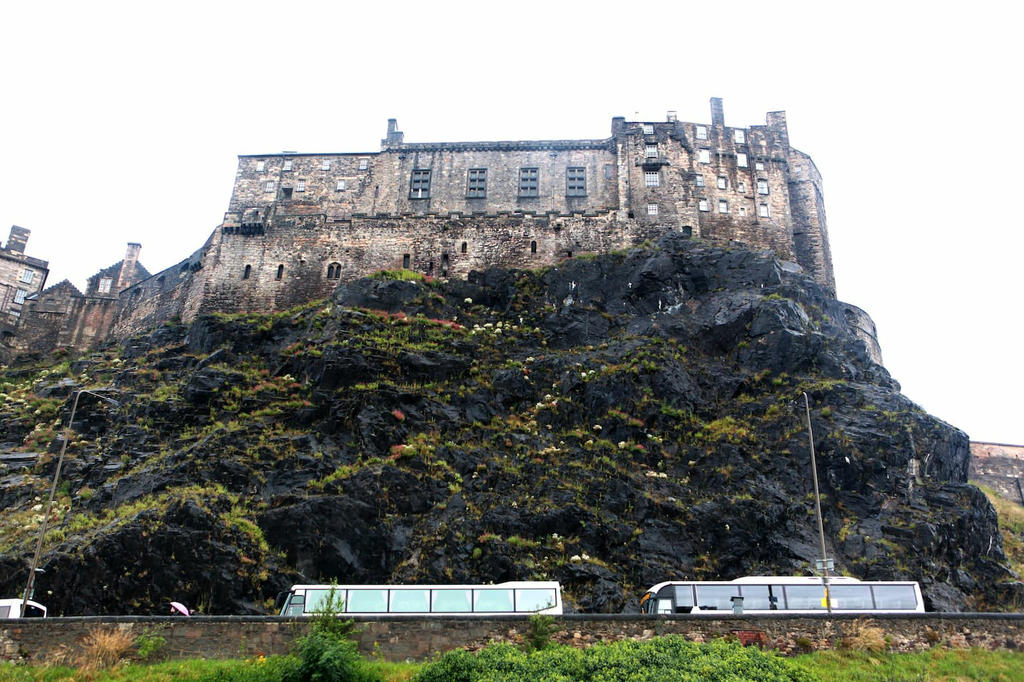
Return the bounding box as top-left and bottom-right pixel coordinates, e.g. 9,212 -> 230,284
0,235 -> 1017,616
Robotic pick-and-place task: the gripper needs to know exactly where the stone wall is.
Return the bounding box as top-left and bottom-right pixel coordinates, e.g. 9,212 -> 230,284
970,442 -> 1024,504
2,614 -> 1022,664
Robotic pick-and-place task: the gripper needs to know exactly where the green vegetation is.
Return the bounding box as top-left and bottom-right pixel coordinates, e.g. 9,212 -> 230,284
975,484 -> 1024,579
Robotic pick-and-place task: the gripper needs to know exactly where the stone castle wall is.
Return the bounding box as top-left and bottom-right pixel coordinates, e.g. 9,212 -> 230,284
969,442 -> 1024,504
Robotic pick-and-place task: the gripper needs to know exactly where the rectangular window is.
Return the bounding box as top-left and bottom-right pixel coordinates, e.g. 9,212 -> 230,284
97,277 -> 112,294
755,161 -> 765,171
256,160 -> 265,172
519,167 -> 539,196
347,589 -> 388,613
698,149 -> 711,164
647,203 -> 658,215
432,589 -> 472,612
282,159 -> 293,171
515,588 -> 558,612
738,206 -> 747,216
695,585 -> 740,611
13,289 -> 28,304
467,168 -> 487,198
696,125 -> 708,140
265,181 -> 276,192
19,269 -> 34,284
645,144 -> 658,158
359,158 -> 368,170
474,588 -> 514,612
734,129 -> 746,143
642,123 -> 654,135
566,167 -> 586,196
645,171 -> 660,187
759,203 -> 769,217
737,152 -> 748,168
698,198 -> 709,211
409,169 -> 431,198
694,175 -> 705,187
321,160 -> 331,171
738,182 -> 746,193
718,199 -> 729,213
389,589 -> 429,613
336,180 -> 346,191
716,176 -> 727,190
757,179 -> 769,195
296,179 -> 306,192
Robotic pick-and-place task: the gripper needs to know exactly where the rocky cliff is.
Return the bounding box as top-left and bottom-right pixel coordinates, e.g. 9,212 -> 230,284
0,233 -> 1018,615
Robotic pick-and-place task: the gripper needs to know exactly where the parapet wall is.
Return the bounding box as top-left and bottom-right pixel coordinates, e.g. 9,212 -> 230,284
970,442 -> 1024,504
2,614 -> 1023,663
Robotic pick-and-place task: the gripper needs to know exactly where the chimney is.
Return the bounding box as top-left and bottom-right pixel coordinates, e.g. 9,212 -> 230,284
382,118 -> 404,147
666,111 -> 677,122
766,111 -> 790,148
611,116 -> 626,136
6,225 -> 30,254
710,97 -> 725,127
115,242 -> 142,291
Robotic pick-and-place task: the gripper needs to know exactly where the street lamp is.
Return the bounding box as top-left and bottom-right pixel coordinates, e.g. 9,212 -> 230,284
803,391 -> 833,616
22,388 -> 120,615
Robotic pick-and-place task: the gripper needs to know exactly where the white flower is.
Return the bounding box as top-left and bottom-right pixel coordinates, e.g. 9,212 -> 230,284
570,554 -> 582,562
464,298 -> 473,304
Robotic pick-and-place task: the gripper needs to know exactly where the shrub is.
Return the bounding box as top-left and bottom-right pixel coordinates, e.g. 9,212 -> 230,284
843,619 -> 888,653
79,626 -> 135,669
134,629 -> 167,661
523,613 -> 559,652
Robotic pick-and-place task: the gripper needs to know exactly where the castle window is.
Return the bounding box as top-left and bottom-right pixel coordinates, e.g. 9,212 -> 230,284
716,176 -> 727,190
359,158 -> 369,170
759,203 -> 770,218
757,179 -> 769,195
645,144 -> 658,159
283,159 -> 293,171
281,187 -> 293,199
642,124 -> 654,135
265,181 -> 276,192
718,199 -> 729,213
734,130 -> 746,144
519,167 -> 539,196
19,269 -> 34,284
647,203 -> 658,215
410,169 -> 431,199
737,152 -> 748,168
738,206 -> 747,216
755,161 -> 765,171
276,264 -> 284,280
9,310 -> 19,319
738,182 -> 746,193
327,262 -> 341,279
98,277 -> 113,294
566,167 -> 586,196
698,149 -> 711,164
336,180 -> 346,191
696,125 -> 708,140
694,175 -> 705,187
256,160 -> 265,172
461,242 -> 468,254
13,289 -> 28,304
644,171 -> 659,187
321,160 -> 331,171
296,179 -> 306,192
441,253 -> 449,274
467,168 -> 487,198
698,198 -> 709,211
403,253 -> 411,268
530,240 -> 537,254
242,265 -> 251,280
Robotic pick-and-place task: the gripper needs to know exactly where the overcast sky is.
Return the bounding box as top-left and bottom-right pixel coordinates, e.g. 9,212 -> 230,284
2,1 -> 1020,444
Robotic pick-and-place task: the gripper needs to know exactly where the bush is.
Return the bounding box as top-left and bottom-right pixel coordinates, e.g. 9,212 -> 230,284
843,619 -> 888,653
78,626 -> 135,670
523,613 -> 560,652
416,636 -> 813,681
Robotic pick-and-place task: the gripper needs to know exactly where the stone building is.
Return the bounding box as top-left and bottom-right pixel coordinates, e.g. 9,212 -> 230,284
0,226 -> 49,336
8,98 -> 854,354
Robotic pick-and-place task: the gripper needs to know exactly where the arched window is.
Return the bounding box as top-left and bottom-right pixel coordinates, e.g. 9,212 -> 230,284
242,264 -> 252,280
530,241 -> 537,254
327,262 -> 341,279
276,264 -> 284,280
441,253 -> 449,276
461,242 -> 468,254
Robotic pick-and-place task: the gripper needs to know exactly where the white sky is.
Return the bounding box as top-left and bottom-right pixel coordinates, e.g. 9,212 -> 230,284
2,1 -> 1021,444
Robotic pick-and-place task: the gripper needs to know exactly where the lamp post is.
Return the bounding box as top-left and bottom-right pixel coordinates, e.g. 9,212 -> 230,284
803,391 -> 832,616
22,388 -> 120,615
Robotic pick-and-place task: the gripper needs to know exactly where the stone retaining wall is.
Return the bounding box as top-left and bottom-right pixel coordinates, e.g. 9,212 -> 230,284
2,614 -> 1023,664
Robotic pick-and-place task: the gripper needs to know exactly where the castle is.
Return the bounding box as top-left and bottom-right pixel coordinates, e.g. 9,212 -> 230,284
9,98 -> 847,356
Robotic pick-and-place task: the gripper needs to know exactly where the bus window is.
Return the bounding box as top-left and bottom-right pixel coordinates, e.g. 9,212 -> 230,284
474,588 -> 514,612
694,585 -> 739,611
432,589 -> 472,612
0,605 -> 9,618
390,589 -> 430,613
872,585 -> 918,610
671,585 -> 695,613
738,584 -> 774,610
831,585 -> 873,610
516,588 -> 556,612
348,589 -> 388,612
784,585 -> 828,610
284,594 -> 306,616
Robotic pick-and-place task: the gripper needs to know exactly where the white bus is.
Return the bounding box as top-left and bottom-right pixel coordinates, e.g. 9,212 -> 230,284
640,576 -> 925,615
0,598 -> 47,618
278,581 -> 562,616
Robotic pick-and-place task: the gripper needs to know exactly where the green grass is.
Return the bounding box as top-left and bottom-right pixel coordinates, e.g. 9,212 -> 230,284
975,483 -> 1024,580
792,648 -> 1024,681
